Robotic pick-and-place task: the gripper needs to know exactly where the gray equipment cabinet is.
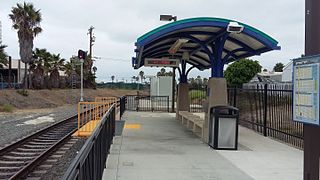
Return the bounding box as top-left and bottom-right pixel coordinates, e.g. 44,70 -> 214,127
209,106 -> 239,150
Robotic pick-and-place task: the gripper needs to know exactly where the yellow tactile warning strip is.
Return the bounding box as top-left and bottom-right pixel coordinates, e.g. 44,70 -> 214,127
73,120 -> 100,137
124,123 -> 141,129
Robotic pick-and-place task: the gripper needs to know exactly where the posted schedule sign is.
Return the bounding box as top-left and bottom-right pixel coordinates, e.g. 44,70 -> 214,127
293,55 -> 320,125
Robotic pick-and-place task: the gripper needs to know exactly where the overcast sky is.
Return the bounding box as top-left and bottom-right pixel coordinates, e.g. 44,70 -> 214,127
0,0 -> 304,82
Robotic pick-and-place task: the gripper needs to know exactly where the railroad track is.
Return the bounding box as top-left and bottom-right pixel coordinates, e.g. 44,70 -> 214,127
0,115 -> 78,180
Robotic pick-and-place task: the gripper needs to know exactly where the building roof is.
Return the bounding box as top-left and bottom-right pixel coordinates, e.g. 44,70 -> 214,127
2,59 -> 28,69
133,17 -> 280,70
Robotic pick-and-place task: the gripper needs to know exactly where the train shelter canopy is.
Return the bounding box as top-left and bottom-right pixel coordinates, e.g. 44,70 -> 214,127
132,17 -> 280,79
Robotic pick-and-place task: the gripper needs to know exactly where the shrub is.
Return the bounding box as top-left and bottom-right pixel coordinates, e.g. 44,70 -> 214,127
17,89 -> 29,96
1,104 -> 13,113
189,90 -> 206,100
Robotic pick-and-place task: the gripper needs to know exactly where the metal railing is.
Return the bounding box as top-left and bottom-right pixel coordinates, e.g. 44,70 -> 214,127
228,85 -> 304,149
189,87 -> 206,112
62,104 -> 116,180
126,95 -> 169,112
119,96 -> 126,117
77,101 -> 113,136
95,96 -> 118,104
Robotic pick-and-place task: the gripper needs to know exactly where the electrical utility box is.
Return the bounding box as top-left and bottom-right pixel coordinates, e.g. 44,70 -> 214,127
150,76 -> 173,101
293,55 -> 320,126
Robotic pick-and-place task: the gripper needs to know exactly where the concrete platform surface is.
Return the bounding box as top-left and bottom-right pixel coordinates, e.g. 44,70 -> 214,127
103,112 -> 302,180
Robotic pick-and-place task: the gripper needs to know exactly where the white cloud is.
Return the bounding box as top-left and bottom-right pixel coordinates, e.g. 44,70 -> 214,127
0,0 -> 305,81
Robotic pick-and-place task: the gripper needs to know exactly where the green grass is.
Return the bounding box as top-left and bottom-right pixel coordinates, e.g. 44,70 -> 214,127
0,104 -> 13,113
189,90 -> 206,100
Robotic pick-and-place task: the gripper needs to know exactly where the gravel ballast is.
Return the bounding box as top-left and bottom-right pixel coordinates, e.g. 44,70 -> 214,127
0,105 -> 77,148
39,137 -> 87,180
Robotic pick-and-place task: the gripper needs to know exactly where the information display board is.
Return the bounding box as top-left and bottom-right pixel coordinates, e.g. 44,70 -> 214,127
144,58 -> 179,67
293,55 -> 320,125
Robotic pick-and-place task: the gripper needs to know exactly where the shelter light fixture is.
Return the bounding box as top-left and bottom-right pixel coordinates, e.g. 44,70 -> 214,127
160,15 -> 177,22
227,22 -> 244,33
168,39 -> 188,54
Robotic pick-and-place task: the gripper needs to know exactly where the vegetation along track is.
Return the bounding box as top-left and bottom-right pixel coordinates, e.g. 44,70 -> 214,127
0,114 -> 78,180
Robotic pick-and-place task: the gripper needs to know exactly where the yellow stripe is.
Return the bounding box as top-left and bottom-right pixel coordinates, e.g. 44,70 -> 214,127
124,123 -> 141,129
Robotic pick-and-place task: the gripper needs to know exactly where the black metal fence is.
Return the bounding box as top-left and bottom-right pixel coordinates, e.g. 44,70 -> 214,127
119,96 -> 127,117
189,86 -> 206,112
228,84 -> 304,149
62,104 -> 116,180
126,95 -> 170,112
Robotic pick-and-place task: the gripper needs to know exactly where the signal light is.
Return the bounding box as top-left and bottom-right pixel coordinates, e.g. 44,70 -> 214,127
78,49 -> 87,59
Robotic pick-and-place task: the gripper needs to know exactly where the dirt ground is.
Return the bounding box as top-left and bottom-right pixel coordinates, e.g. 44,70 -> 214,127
0,88 -> 141,113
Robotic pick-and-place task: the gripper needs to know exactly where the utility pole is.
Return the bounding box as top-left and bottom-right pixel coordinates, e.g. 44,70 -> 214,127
88,26 -> 94,58
87,26 -> 95,71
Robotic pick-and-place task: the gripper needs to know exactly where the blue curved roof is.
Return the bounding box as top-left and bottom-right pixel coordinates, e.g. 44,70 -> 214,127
133,17 -> 280,70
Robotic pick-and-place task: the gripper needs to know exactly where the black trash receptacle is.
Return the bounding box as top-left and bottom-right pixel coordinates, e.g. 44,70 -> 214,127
209,106 -> 239,150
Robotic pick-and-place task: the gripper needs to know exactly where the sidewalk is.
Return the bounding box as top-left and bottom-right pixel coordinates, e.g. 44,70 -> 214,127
103,111 -> 302,180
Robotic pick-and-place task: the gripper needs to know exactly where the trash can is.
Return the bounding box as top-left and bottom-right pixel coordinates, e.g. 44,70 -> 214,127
209,105 -> 239,150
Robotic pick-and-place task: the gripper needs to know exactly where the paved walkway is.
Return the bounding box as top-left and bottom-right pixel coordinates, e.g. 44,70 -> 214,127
103,111 -> 302,180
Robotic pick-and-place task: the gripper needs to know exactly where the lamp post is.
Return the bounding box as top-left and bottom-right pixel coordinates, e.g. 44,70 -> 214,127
160,14 -> 177,112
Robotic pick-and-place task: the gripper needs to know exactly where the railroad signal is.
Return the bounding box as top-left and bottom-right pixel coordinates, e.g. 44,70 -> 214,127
78,49 -> 87,59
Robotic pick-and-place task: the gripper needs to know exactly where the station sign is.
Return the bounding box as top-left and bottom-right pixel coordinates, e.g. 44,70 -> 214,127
144,58 -> 180,67
293,55 -> 320,125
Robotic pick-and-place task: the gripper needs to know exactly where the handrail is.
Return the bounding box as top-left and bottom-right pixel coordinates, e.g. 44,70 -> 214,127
62,104 -> 116,180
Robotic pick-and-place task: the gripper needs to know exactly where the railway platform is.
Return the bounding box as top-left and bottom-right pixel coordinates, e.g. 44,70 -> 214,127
103,111 -> 302,180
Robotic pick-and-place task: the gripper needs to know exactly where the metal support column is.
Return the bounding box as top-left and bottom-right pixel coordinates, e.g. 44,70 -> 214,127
171,67 -> 176,112
304,0 -> 320,179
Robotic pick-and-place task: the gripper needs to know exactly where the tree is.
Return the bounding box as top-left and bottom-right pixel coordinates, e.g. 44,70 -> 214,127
139,71 -> 144,83
157,68 -> 173,76
273,63 -> 284,72
203,78 -> 208,86
30,48 -> 51,89
9,2 -> 42,89
111,75 -> 115,83
0,45 -> 8,68
224,58 -> 262,87
64,61 -> 74,77
196,76 -> 202,85
92,66 -> 97,75
49,54 -> 65,88
132,76 -> 136,83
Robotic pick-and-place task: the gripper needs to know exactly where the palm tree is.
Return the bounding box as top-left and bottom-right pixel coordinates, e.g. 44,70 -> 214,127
135,76 -> 140,90
30,48 -> 51,88
9,2 -> 42,89
132,76 -> 136,83
139,71 -> 144,83
203,78 -> 208,86
64,61 -> 74,77
49,54 -> 65,88
0,45 -> 8,68
157,68 -> 166,76
111,75 -> 115,83
92,66 -> 97,75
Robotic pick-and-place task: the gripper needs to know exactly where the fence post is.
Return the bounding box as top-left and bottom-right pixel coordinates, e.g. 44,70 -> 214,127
233,87 -> 237,107
167,96 -> 170,112
263,83 -> 268,137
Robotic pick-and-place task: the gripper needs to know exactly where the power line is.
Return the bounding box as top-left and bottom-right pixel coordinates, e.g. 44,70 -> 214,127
93,56 -> 129,62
